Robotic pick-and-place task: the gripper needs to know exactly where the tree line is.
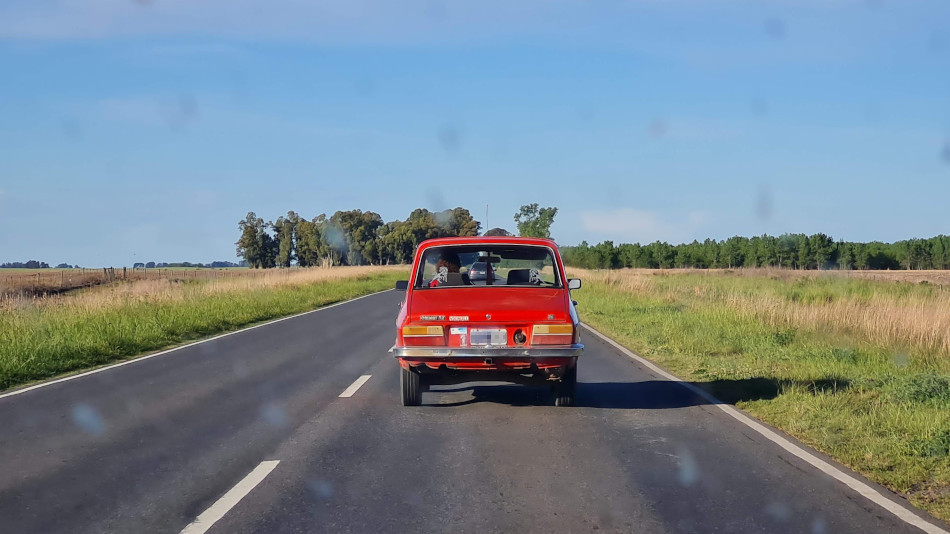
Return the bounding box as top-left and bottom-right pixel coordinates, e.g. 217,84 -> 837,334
560,234 -> 950,270
1,261 -> 52,269
236,207 -> 482,268
131,261 -> 246,269
234,203 -> 560,268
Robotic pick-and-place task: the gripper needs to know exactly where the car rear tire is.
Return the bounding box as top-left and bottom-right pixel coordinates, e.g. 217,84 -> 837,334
401,367 -> 423,406
554,366 -> 576,407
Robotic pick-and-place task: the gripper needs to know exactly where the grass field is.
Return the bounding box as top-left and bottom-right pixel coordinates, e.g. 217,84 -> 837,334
570,268 -> 950,522
1,266 -> 258,298
0,266 -> 406,392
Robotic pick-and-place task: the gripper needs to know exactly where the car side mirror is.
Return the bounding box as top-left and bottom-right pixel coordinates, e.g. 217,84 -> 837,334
568,279 -> 582,290
395,280 -> 409,290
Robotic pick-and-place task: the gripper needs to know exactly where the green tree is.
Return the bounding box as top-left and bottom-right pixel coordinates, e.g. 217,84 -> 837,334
837,241 -> 855,270
236,212 -> 269,268
932,235 -> 950,269
437,207 -> 481,236
809,233 -> 835,270
295,216 -> 328,267
514,203 -> 558,238
377,220 -> 415,264
330,209 -> 384,265
721,236 -> 749,268
273,211 -> 300,268
484,227 -> 513,237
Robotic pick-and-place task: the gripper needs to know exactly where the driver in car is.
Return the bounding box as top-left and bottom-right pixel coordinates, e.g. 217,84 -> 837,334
429,251 -> 462,287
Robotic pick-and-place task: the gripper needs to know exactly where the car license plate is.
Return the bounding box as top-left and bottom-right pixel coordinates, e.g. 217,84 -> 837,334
469,328 -> 507,346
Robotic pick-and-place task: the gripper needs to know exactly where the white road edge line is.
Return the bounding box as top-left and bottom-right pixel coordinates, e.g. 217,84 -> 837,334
582,324 -> 949,534
179,460 -> 279,534
0,289 -> 394,402
339,375 -> 372,398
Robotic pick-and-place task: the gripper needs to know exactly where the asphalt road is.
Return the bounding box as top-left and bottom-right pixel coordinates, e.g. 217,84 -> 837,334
0,290 -> 944,534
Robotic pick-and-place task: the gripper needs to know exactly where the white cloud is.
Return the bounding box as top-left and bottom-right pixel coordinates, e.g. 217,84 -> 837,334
581,208 -> 712,244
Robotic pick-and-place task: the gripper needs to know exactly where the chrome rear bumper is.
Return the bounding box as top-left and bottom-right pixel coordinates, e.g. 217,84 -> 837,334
391,344 -> 583,358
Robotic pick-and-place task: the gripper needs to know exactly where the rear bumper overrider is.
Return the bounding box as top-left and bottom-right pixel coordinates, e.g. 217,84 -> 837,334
391,344 -> 583,358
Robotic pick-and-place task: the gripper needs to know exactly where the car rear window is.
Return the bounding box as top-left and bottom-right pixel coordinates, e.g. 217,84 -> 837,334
415,245 -> 562,288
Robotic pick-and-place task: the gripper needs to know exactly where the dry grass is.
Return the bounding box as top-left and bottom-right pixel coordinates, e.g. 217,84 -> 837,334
0,267 -> 264,299
577,268 -> 950,363
0,266 -> 401,312
570,267 -> 950,522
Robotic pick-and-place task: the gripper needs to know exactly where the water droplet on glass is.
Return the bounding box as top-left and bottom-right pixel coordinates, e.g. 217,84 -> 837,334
765,18 -> 786,39
438,124 -> 461,152
261,402 -> 289,428
893,352 -> 909,368
676,446 -> 699,486
71,403 -> 105,435
765,501 -> 791,522
648,118 -> 667,139
308,478 -> 334,499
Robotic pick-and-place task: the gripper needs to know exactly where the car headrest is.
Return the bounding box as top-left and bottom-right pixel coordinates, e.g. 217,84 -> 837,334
506,269 -> 532,285
441,272 -> 470,286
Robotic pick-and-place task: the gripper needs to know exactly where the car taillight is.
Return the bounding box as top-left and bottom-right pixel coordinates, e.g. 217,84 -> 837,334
531,324 -> 574,345
402,325 -> 445,346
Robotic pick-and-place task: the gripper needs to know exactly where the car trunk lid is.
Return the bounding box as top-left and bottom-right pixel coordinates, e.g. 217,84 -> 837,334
408,287 -> 567,324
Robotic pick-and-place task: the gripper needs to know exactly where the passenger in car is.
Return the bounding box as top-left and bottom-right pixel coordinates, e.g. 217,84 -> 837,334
429,251 -> 470,287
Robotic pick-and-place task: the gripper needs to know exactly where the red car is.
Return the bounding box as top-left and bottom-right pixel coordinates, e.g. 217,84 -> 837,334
392,236 -> 583,406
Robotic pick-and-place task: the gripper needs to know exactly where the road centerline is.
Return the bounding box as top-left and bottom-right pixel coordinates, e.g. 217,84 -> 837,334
179,460 -> 280,534
339,375 -> 372,398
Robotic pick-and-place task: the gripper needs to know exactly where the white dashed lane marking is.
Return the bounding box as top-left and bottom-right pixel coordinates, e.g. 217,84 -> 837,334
339,375 -> 372,398
179,460 -> 280,534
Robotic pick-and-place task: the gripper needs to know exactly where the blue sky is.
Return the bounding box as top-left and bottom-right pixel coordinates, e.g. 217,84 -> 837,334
1,0 -> 948,267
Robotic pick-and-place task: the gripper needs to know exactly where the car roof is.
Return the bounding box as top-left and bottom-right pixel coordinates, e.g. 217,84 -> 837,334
418,236 -> 557,249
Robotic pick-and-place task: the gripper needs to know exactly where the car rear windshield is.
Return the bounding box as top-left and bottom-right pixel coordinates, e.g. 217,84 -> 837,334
415,244 -> 562,288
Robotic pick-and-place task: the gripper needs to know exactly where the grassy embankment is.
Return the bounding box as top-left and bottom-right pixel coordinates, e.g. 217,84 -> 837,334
0,266 -> 407,391
572,268 -> 950,521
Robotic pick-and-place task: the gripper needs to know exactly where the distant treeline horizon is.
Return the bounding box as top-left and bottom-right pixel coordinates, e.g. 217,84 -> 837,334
560,234 -> 950,271
131,261 -> 247,269
0,260 -> 246,269
7,208 -> 947,271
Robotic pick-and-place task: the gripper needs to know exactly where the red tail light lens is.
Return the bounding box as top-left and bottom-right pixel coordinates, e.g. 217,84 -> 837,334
402,325 -> 446,346
531,324 -> 574,345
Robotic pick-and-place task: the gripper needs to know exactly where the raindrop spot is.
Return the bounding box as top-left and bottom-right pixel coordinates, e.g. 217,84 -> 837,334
765,18 -> 786,40
261,402 -> 289,428
71,403 -> 105,436
676,447 -> 699,486
308,479 -> 334,499
765,501 -> 791,522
